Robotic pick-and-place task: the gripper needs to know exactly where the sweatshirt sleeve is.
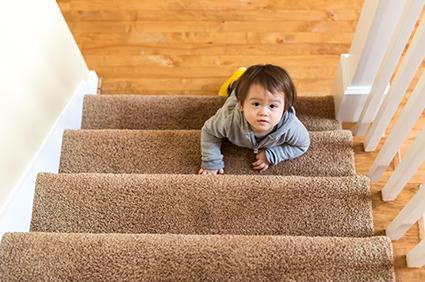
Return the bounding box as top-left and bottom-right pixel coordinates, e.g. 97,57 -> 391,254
200,94 -> 240,170
265,118 -> 310,165
200,112 -> 229,170
201,127 -> 225,170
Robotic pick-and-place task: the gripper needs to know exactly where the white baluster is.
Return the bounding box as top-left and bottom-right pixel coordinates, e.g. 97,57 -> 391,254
386,185 -> 425,239
407,239 -> 425,268
350,0 -> 408,87
364,10 -> 425,151
333,0 -> 408,122
381,125 -> 425,201
354,0 -> 425,136
368,67 -> 425,182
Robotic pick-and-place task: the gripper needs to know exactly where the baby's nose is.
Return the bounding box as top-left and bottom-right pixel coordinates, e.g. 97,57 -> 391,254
259,108 -> 268,116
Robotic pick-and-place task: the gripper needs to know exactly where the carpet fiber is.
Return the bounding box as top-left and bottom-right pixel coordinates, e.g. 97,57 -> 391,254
81,94 -> 342,131
0,232 -> 395,281
0,92 -> 396,280
31,173 -> 373,237
59,129 -> 355,176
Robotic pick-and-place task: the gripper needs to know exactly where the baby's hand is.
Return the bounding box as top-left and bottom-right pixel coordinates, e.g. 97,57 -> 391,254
252,150 -> 270,173
198,168 -> 225,175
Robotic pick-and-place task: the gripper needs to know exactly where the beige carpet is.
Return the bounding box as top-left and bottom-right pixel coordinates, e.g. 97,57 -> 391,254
0,232 -> 395,281
31,173 -> 373,237
0,92 -> 396,280
59,129 -> 355,176
81,94 -> 342,131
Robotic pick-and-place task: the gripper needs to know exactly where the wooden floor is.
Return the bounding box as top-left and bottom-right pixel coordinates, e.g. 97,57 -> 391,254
58,0 -> 363,96
58,0 -> 425,280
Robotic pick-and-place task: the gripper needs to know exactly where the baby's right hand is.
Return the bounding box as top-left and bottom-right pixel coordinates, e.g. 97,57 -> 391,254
198,168 -> 224,175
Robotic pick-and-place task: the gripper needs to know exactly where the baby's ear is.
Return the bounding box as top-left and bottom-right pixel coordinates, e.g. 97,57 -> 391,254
239,102 -> 244,112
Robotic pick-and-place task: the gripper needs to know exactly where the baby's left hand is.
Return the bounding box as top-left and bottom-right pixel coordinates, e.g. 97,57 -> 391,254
252,150 -> 270,173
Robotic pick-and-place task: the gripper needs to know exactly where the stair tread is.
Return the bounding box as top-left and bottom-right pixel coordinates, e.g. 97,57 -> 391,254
81,94 -> 342,131
0,232 -> 395,281
0,90 -> 396,281
31,173 -> 373,237
59,129 -> 355,176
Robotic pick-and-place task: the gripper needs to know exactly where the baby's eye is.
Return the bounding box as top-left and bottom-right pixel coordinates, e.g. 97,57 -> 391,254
252,102 -> 260,107
270,104 -> 277,109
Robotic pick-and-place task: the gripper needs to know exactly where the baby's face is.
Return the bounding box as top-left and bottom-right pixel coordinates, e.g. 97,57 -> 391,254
239,84 -> 285,137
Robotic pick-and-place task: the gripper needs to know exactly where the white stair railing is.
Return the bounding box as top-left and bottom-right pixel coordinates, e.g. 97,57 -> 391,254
348,0 -> 407,88
332,0 -> 408,122
333,0 -> 425,268
368,69 -> 425,183
364,10 -> 425,152
354,0 -> 425,136
382,125 -> 425,201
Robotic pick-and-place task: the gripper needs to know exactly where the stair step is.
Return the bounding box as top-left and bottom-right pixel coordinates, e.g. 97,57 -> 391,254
0,232 -> 395,281
59,129 -> 355,176
31,173 -> 373,237
81,94 -> 342,131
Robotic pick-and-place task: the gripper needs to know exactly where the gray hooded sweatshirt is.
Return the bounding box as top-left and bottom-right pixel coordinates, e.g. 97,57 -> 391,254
201,93 -> 310,170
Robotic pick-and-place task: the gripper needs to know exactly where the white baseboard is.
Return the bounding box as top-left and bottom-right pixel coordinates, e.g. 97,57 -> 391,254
0,71 -> 98,240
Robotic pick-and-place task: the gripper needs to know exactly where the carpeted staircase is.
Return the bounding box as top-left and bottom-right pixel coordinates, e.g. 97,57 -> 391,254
0,94 -> 395,281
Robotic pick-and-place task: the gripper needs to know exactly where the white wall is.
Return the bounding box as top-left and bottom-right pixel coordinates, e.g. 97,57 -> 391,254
0,0 -> 90,210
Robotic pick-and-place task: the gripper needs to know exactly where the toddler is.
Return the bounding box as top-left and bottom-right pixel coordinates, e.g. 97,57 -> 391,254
199,64 -> 310,175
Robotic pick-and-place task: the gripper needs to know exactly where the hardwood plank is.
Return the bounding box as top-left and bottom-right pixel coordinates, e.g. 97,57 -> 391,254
83,55 -> 340,71
67,21 -> 356,33
78,43 -> 351,56
100,78 -> 336,96
72,31 -> 353,45
91,66 -> 336,79
59,0 -> 364,11
100,77 -> 334,96
60,9 -> 362,22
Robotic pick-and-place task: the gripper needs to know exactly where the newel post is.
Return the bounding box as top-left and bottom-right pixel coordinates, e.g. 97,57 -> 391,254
331,0 -> 407,123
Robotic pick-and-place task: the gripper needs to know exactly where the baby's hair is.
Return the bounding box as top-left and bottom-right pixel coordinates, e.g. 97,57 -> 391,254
234,64 -> 297,113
